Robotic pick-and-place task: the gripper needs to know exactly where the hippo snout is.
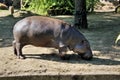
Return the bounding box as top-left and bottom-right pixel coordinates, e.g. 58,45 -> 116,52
73,44 -> 87,53
79,50 -> 93,60
73,44 -> 93,60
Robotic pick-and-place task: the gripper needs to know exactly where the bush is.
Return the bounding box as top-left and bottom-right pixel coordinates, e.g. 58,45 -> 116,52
23,0 -> 99,15
22,0 -> 74,15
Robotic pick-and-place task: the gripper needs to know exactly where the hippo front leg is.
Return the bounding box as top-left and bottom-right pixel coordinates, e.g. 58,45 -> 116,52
58,46 -> 70,60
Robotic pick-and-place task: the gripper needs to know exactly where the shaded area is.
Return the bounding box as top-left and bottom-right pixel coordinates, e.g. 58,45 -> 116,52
0,10 -> 38,47
24,53 -> 120,65
86,12 -> 120,52
0,75 -> 120,80
0,11 -> 120,58
0,15 -> 17,47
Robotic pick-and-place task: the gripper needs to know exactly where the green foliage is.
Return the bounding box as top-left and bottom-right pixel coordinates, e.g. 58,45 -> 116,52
28,0 -> 53,15
86,0 -> 99,12
86,0 -> 99,7
48,0 -> 74,15
22,0 -> 74,15
22,0 -> 99,15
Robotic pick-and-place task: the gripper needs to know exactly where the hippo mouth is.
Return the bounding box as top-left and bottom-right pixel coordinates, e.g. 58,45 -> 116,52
73,51 -> 92,60
79,53 -> 93,60
77,51 -> 93,60
73,45 -> 93,60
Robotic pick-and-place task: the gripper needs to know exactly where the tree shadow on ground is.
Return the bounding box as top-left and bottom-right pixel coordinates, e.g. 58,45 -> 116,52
0,10 -> 39,47
0,15 -> 16,47
86,12 -> 120,52
24,53 -> 120,65
0,38 -> 13,47
0,11 -> 120,66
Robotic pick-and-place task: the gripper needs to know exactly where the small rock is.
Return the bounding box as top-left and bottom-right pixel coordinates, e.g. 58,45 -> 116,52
0,39 -> 3,42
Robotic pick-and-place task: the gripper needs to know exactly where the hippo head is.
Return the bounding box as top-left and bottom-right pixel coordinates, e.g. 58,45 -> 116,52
73,40 -> 93,60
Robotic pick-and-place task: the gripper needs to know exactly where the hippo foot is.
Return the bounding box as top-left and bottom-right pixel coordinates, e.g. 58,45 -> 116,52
59,54 -> 70,60
60,56 -> 70,60
17,55 -> 26,59
78,54 -> 93,60
81,55 -> 93,60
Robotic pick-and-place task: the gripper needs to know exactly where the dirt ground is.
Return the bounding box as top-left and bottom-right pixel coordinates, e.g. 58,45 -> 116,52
0,10 -> 120,77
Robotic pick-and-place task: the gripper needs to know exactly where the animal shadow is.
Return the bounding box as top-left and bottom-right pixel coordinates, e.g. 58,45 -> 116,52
25,53 -> 80,61
24,53 -> 120,65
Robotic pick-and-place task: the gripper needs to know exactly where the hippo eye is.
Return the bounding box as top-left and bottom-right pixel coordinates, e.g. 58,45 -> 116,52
81,40 -> 84,43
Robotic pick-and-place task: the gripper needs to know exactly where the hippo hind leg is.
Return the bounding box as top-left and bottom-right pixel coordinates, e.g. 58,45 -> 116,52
13,40 -> 25,59
13,40 -> 17,55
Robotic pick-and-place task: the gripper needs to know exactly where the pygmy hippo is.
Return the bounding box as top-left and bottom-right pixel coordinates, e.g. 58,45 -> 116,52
13,16 -> 93,60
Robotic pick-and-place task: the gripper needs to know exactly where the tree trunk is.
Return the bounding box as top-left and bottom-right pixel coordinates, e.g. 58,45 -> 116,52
74,0 -> 88,29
